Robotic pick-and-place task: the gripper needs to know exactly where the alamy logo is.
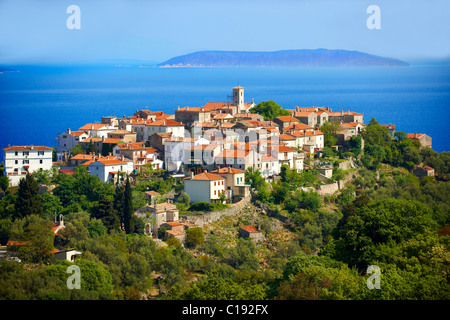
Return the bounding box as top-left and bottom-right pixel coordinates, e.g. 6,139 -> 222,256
366,265 -> 381,289
66,5 -> 81,30
366,5 -> 381,30
66,265 -> 81,289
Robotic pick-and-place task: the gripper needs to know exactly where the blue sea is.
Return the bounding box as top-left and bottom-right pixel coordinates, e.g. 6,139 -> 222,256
0,64 -> 449,162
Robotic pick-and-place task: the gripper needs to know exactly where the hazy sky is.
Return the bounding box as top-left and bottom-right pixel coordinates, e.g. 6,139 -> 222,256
0,0 -> 449,64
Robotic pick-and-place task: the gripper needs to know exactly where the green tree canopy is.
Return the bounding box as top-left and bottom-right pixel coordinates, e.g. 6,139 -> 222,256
249,100 -> 290,121
15,173 -> 44,219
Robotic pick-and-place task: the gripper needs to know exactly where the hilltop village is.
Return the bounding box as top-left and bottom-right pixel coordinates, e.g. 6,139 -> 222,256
2,86 -> 435,243
2,85 -> 449,301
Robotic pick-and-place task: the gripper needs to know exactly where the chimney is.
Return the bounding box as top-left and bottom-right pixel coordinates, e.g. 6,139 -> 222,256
31,145 -> 34,150
341,110 -> 344,116
123,115 -> 126,118
68,128 -> 71,134
414,133 -> 417,139
228,166 -> 231,173
190,171 -> 194,180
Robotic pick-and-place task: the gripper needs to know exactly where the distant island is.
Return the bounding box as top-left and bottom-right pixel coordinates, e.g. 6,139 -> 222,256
157,49 -> 410,68
0,66 -> 18,73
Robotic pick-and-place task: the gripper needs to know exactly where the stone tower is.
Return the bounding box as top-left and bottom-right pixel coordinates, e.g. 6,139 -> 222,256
232,86 -> 244,112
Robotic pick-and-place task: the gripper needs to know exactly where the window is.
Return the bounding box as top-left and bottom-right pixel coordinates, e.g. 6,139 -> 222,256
39,160 -> 43,164
38,151 -> 44,156
15,160 -> 18,164
23,160 -> 29,164
23,151 -> 29,156
15,151 -> 18,156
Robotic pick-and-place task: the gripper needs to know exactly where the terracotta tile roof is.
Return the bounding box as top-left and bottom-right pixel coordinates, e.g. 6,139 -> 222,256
145,190 -> 160,196
267,145 -> 297,153
289,131 -> 306,137
407,133 -> 424,139
70,154 -> 95,160
96,158 -> 127,166
146,147 -> 159,154
217,149 -> 250,159
279,134 -> 296,140
176,106 -> 209,112
185,171 -> 225,181
59,169 -> 74,175
146,119 -> 183,127
284,123 -> 314,131
81,155 -> 119,166
239,225 -> 259,233
156,113 -> 174,120
117,142 -> 146,150
341,122 -> 363,129
422,166 -> 434,171
261,154 -> 278,161
187,144 -> 219,151
103,138 -> 123,144
220,123 -> 235,129
275,116 -> 300,122
213,113 -> 233,119
79,137 -> 102,143
69,131 -> 87,137
78,123 -> 109,131
3,145 -> 53,151
211,167 -> 245,174
164,221 -> 183,227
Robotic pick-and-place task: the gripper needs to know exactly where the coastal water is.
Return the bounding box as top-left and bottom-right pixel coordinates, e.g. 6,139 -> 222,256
0,64 -> 449,162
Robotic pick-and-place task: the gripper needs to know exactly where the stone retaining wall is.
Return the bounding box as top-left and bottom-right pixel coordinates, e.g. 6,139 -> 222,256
182,194 -> 252,227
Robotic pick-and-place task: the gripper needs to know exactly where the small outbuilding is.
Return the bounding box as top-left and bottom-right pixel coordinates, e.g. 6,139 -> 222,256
238,225 -> 265,242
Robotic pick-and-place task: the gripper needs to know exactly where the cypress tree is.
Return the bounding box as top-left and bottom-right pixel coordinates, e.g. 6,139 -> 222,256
15,173 -> 44,219
113,184 -> 125,229
123,177 -> 134,234
92,194 -> 120,232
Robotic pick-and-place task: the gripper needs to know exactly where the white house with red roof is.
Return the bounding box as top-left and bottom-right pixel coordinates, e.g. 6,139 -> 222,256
258,153 -> 280,177
55,128 -> 89,153
78,123 -> 115,138
184,170 -> 226,203
3,145 -> 53,186
144,118 -> 185,140
267,145 -> 303,172
83,156 -> 130,183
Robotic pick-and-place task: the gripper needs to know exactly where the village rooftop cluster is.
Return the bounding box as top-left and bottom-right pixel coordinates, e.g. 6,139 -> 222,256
2,86 -> 432,242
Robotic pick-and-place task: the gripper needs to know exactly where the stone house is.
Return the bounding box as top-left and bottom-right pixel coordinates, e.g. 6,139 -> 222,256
238,225 -> 265,242
135,202 -> 179,237
407,133 -> 432,149
211,166 -> 250,202
413,166 -> 435,179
